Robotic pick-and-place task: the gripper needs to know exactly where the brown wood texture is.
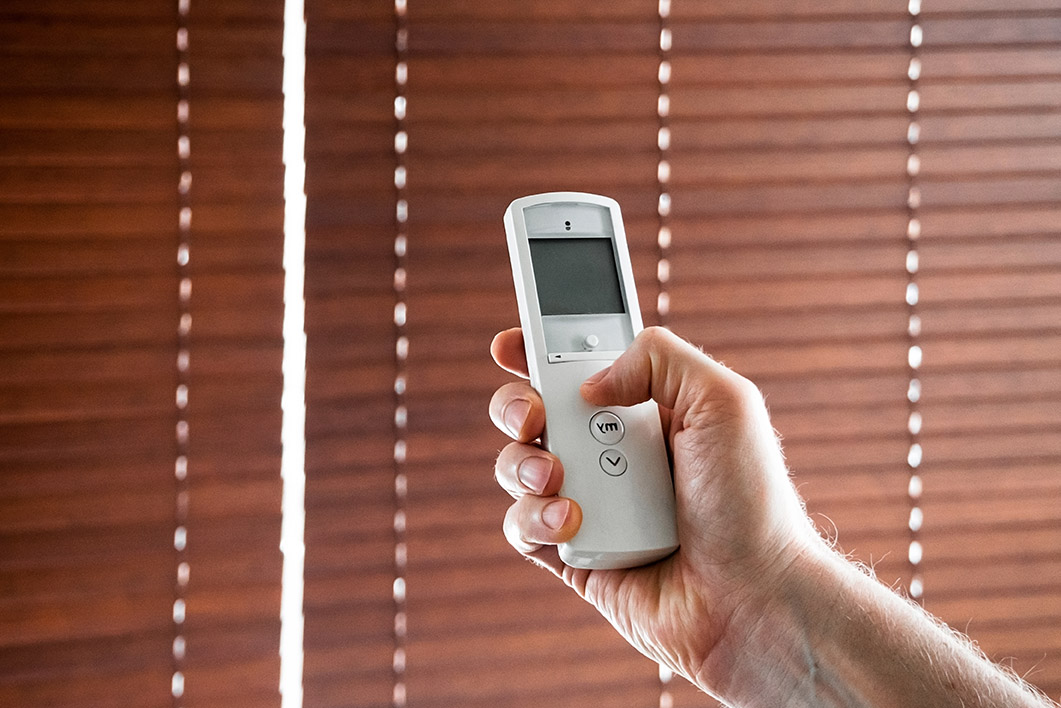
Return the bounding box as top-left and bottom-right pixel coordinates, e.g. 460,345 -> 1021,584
0,1 -> 286,706
306,0 -> 1060,707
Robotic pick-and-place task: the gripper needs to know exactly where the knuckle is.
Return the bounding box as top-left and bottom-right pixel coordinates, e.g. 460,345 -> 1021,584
502,501 -> 540,555
636,325 -> 670,350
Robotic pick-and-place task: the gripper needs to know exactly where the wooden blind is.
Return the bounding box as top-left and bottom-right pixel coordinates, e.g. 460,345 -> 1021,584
913,1 -> 1061,698
664,1 -> 1061,705
0,2 -> 287,706
302,1 -> 666,706
301,1 -> 1061,707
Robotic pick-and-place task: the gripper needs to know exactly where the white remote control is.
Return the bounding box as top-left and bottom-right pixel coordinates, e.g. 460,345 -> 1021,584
504,192 -> 679,569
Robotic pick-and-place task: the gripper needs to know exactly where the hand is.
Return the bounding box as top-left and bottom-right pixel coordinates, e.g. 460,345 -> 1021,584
489,326 -> 819,691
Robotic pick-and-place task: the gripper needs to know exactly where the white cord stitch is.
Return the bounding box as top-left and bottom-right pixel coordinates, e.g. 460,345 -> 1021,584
904,0 -> 926,603
391,2 -> 410,705
172,0 -> 192,704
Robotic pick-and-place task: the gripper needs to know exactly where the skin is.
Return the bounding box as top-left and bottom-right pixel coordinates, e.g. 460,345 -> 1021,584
489,326 -> 1055,707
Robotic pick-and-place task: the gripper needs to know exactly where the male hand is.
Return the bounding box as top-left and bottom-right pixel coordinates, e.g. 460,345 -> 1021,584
489,326 -> 817,690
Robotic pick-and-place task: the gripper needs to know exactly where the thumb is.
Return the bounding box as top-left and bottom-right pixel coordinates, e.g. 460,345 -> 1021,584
580,327 -> 738,413
581,326 -> 712,409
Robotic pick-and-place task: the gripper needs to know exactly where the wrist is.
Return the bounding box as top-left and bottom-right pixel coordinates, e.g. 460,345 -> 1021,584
695,531 -> 842,705
696,533 -> 1054,708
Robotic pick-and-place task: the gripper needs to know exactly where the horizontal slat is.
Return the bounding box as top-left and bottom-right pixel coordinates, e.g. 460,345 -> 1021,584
406,54 -> 657,88
0,129 -> 171,165
930,113 -> 1061,153
0,96 -> 281,130
674,308 -> 904,348
673,18 -> 908,51
0,21 -> 171,54
920,142 -> 1061,176
408,0 -> 657,21
921,238 -> 1061,272
921,204 -> 1061,240
405,152 -> 657,190
0,313 -> 174,351
914,461 -> 1061,498
921,80 -> 1061,113
0,202 -> 282,237
0,584 -> 171,647
673,0 -> 903,16
405,625 -> 649,678
920,399 -> 1061,435
672,211 -> 909,246
920,366 -> 1061,403
0,55 -> 281,94
402,685 -> 672,708
922,16 -> 1061,47
920,333 -> 1061,369
673,51 -> 909,84
403,87 -> 659,122
0,20 -> 280,55
410,21 -> 658,54
304,433 -> 394,476
921,111 -> 1061,145
677,240 -> 908,277
0,668 -> 173,708
921,47 -> 1061,80
403,186 -> 659,224
0,166 -> 175,202
673,83 -> 908,118
927,591 -> 1061,632
672,146 -> 908,183
670,273 -> 908,312
0,235 -> 281,276
917,270 -> 1061,304
672,182 -> 907,215
304,567 -> 394,612
912,498 -> 1061,537
922,558 -> 1061,599
927,0 -> 1061,9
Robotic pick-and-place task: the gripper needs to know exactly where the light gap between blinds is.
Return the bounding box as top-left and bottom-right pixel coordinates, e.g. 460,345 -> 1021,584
280,0 -> 309,705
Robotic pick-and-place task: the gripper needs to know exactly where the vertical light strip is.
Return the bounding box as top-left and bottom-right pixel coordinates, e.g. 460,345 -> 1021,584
172,0 -> 192,704
655,0 -> 673,330
903,0 -> 926,603
280,0 -> 308,705
656,2 -> 674,705
391,2 -> 410,707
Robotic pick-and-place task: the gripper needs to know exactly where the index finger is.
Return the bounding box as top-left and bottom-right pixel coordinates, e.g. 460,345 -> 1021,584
490,327 -> 529,378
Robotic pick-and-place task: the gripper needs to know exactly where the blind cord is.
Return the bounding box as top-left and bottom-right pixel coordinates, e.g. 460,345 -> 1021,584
656,0 -> 674,334
656,1 -> 675,705
903,0 -> 927,604
391,2 -> 411,707
172,0 -> 193,703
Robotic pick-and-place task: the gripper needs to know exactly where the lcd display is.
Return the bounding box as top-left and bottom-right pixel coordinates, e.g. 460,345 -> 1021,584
529,237 -> 626,315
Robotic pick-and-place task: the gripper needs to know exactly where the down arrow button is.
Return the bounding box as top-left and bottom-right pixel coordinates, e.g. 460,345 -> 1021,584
599,449 -> 628,477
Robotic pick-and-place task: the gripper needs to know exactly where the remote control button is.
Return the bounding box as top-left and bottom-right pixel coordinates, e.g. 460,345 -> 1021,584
589,411 -> 624,445
599,449 -> 628,476
582,334 -> 600,351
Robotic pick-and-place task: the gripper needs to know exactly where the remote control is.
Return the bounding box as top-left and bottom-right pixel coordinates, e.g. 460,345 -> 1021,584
504,192 -> 679,569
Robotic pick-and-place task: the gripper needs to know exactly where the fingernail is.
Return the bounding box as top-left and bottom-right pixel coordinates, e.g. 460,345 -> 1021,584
541,499 -> 571,531
503,399 -> 531,438
584,366 -> 610,386
517,457 -> 552,494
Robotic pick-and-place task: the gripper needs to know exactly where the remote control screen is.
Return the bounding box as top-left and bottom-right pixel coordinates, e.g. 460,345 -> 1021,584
529,237 -> 626,316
